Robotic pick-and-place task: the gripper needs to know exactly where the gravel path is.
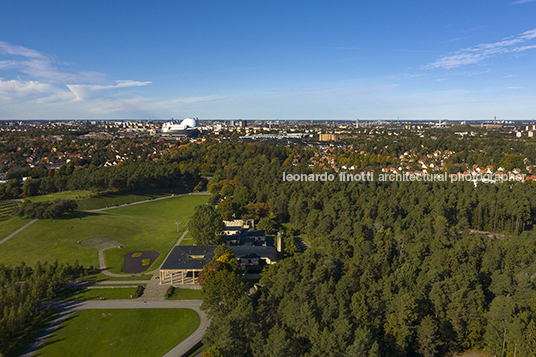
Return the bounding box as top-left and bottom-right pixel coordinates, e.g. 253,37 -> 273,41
0,218 -> 38,246
20,300 -> 207,357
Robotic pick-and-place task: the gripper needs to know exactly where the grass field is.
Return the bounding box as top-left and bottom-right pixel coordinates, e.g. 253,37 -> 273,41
107,194 -> 210,216
77,186 -> 188,210
166,287 -> 203,300
28,190 -> 93,203
0,194 -> 209,273
54,287 -> 140,301
0,216 -> 31,239
25,186 -> 188,210
81,272 -> 153,282
179,238 -> 195,246
35,309 -> 200,357
0,200 -> 18,222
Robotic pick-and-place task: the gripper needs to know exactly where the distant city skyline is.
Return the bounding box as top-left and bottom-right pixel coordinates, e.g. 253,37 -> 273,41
1,1 -> 536,120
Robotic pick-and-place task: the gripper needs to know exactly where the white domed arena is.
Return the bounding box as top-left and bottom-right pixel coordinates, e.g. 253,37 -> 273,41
161,118 -> 201,136
180,118 -> 200,129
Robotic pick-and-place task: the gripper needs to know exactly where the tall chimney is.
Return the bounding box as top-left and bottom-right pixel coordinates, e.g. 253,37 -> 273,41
276,232 -> 285,258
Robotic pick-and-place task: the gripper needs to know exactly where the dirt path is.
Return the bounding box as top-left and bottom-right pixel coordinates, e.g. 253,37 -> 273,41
0,218 -> 38,246
20,300 -> 207,357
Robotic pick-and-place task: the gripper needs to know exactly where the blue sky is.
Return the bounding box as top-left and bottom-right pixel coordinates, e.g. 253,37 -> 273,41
1,0 -> 535,120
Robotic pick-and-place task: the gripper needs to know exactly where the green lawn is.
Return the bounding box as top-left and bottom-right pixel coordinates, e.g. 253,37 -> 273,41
0,200 -> 19,222
0,213 -> 178,269
54,287 -> 141,301
26,186 -> 189,210
0,194 -> 209,274
28,190 -> 93,203
107,194 -> 210,216
0,216 -> 31,239
166,287 -> 203,300
77,186 -> 188,210
179,238 -> 195,246
35,309 -> 200,357
183,230 -> 193,238
81,272 -> 153,282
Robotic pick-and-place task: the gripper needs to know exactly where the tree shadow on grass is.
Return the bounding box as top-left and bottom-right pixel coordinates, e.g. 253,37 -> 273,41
36,337 -> 67,353
59,210 -> 105,220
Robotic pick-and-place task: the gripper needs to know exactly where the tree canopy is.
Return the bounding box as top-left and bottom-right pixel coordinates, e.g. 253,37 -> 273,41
189,204 -> 225,245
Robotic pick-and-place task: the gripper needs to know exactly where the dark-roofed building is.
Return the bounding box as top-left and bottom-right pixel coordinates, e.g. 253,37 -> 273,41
159,242 -> 283,286
232,246 -> 279,270
224,230 -> 266,246
159,245 -> 216,285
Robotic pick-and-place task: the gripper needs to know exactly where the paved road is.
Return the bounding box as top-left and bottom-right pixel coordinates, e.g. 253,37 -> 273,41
21,300 -> 207,357
0,218 -> 38,246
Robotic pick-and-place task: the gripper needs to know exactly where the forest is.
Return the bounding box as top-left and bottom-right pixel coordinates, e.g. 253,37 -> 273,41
0,261 -> 86,357
2,136 -> 536,356
191,142 -> 536,356
0,162 -> 186,199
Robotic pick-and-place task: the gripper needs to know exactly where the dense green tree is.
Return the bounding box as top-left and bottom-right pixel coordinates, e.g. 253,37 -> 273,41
16,199 -> 78,219
256,217 -> 277,234
217,199 -> 239,221
200,263 -> 247,319
189,204 -> 225,245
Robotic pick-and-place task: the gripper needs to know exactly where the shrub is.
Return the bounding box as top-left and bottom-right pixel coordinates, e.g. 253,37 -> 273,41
16,199 -> 78,219
165,286 -> 174,299
134,285 -> 144,298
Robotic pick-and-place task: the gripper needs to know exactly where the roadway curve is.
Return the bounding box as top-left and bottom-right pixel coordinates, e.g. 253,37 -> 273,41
21,300 -> 207,357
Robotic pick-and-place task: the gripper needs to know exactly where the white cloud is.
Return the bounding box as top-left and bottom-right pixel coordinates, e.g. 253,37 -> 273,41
0,41 -> 154,117
0,61 -> 18,70
0,41 -> 111,84
0,42 -> 47,59
0,79 -> 66,100
424,28 -> 536,69
67,80 -> 152,101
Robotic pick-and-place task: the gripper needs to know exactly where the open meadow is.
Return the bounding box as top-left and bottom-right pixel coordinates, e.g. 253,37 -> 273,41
0,216 -> 31,239
34,309 -> 200,357
25,186 -> 189,210
28,190 -> 93,203
0,194 -> 209,274
106,193 -> 209,216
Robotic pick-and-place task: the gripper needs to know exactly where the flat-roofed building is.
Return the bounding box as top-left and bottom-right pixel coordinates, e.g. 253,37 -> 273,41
159,245 -> 216,285
159,242 -> 282,286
